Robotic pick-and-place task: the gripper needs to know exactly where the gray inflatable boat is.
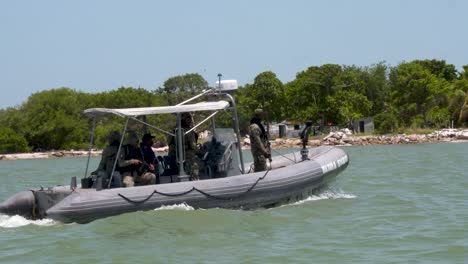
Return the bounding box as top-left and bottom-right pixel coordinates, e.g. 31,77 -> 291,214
0,81 -> 349,224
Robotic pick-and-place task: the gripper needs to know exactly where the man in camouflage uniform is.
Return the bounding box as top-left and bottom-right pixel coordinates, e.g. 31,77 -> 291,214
181,113 -> 200,180
248,109 -> 271,172
167,113 -> 200,180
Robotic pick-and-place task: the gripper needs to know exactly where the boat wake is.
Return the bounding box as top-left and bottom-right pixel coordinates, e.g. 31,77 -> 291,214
150,188 -> 355,213
153,203 -> 195,211
291,187 -> 356,206
0,214 -> 56,228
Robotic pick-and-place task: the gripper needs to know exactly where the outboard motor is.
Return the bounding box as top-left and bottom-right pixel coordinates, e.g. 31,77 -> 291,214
0,191 -> 36,219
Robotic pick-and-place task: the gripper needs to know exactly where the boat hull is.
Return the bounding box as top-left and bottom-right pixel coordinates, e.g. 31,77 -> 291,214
45,146 -> 349,223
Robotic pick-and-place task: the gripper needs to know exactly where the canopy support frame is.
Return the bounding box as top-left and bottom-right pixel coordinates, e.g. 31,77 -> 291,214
84,117 -> 97,178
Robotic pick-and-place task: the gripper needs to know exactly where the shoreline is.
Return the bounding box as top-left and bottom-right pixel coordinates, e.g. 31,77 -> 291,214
1,131 -> 467,161
266,133 -> 468,149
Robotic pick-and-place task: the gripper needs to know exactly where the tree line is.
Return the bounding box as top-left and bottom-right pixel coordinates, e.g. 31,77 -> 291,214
0,59 -> 467,154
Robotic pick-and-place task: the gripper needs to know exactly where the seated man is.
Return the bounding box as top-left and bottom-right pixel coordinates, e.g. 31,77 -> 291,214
92,130 -> 121,179
140,132 -> 160,184
119,133 -> 156,187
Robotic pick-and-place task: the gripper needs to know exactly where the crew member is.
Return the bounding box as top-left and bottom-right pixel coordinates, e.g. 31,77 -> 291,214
120,133 -> 156,187
248,109 -> 270,172
92,130 -> 121,179
140,132 -> 160,184
168,113 -> 200,180
182,113 -> 200,180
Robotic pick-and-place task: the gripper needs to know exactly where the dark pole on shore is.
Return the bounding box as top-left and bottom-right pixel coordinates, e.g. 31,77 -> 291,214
217,73 -> 222,90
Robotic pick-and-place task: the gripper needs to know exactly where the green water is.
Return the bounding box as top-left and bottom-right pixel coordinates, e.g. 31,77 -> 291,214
1,143 -> 467,263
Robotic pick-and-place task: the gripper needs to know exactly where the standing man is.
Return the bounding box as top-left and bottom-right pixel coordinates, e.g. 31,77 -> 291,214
167,112 -> 200,180
248,109 -> 271,172
181,113 -> 200,181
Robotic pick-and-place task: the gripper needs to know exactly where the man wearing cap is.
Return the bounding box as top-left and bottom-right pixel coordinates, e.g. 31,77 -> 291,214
119,132 -> 156,187
248,109 -> 271,172
140,132 -> 160,184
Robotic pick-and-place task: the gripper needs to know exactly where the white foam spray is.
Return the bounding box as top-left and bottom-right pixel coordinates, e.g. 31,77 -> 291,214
153,203 -> 195,211
0,214 -> 56,228
291,187 -> 356,206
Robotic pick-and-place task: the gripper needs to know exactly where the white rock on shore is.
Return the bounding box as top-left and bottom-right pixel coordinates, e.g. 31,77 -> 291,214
0,150 -> 102,161
267,128 -> 468,149
1,129 -> 467,160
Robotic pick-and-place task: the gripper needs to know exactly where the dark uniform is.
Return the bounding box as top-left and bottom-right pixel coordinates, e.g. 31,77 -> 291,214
185,129 -> 199,180
120,133 -> 156,187
93,131 -> 121,179
140,133 -> 160,184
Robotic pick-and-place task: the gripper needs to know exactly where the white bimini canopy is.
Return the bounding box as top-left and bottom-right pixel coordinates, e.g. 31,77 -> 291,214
84,101 -> 230,118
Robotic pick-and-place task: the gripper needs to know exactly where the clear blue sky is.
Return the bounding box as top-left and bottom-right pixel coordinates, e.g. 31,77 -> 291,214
1,0 -> 467,109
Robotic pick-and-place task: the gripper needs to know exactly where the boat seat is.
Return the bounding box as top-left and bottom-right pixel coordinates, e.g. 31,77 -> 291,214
158,156 -> 178,183
89,171 -> 122,189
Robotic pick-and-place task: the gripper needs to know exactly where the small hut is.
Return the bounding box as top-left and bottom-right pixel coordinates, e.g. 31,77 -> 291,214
353,117 -> 374,134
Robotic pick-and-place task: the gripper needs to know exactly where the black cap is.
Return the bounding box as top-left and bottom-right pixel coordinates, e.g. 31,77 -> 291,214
142,133 -> 155,141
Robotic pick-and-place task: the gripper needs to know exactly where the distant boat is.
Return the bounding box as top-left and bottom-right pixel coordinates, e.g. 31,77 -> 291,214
0,80 -> 349,223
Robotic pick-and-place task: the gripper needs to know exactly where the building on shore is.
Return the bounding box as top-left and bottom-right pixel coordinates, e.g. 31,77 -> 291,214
353,117 -> 374,134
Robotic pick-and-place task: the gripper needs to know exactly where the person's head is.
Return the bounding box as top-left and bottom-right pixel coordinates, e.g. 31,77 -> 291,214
108,131 -> 121,145
181,112 -> 193,128
253,109 -> 264,119
127,132 -> 139,146
142,133 -> 155,146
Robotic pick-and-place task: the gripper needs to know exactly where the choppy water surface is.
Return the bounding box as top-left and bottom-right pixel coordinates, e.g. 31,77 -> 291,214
1,143 -> 467,263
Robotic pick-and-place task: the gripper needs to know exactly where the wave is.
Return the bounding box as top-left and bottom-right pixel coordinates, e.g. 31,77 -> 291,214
151,188 -> 355,213
153,203 -> 195,211
0,214 -> 56,228
291,187 -> 356,206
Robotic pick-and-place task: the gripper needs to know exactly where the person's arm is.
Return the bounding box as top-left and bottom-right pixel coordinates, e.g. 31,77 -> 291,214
118,147 -> 141,167
250,126 -> 268,155
144,146 -> 157,164
148,149 -> 156,171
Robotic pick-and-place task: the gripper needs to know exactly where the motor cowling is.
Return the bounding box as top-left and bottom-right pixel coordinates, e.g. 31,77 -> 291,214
0,191 -> 36,219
